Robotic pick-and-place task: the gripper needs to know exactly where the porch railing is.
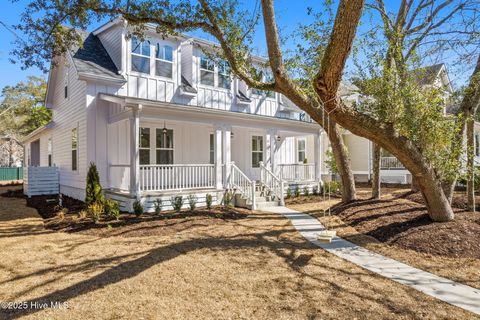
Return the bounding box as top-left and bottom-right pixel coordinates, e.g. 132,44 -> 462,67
260,162 -> 285,205
230,162 -> 256,209
380,157 -> 405,170
140,164 -> 215,192
277,163 -> 316,182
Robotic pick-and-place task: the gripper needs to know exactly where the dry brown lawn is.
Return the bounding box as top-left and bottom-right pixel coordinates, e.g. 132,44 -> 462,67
0,185 -> 478,319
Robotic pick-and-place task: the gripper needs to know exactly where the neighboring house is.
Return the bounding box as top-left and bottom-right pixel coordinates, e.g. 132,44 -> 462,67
22,18 -> 325,211
339,63 -> 480,184
0,135 -> 23,167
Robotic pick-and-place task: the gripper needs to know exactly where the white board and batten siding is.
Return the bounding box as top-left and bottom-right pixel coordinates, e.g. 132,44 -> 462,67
23,166 -> 59,197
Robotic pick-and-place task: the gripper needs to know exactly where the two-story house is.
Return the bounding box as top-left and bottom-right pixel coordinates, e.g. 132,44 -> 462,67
22,18 -> 325,211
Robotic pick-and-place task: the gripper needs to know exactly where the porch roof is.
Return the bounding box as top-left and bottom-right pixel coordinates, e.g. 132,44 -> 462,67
99,93 -> 323,134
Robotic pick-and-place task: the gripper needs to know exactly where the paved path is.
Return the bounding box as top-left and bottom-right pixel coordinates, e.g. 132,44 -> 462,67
264,206 -> 480,316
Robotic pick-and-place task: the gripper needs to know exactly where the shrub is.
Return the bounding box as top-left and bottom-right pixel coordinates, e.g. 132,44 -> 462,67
132,200 -> 143,217
171,196 -> 184,212
313,185 -> 319,196
223,190 -> 233,208
188,194 -> 198,211
153,199 -> 162,215
206,194 -> 213,209
88,201 -> 104,223
85,162 -> 104,206
286,187 -> 292,199
104,198 -> 120,220
294,186 -> 300,197
78,210 -> 88,220
303,186 -> 310,196
324,181 -> 341,194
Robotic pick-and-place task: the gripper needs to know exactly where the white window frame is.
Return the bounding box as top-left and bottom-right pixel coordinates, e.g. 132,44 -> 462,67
71,128 -> 78,171
156,128 -> 174,164
130,37 -> 151,75
47,137 -> 53,167
200,55 -> 215,87
154,43 -> 174,79
139,127 -> 151,165
251,135 -> 264,168
297,138 -> 306,163
217,60 -> 231,89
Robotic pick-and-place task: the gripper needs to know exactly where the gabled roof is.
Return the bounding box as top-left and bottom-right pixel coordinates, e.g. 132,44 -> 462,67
412,63 -> 445,86
71,32 -> 125,83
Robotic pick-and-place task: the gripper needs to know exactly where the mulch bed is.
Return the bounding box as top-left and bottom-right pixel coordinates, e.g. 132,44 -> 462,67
285,194 -> 341,205
331,194 -> 480,259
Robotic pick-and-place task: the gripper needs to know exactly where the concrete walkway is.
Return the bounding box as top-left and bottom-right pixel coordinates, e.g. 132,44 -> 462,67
264,206 -> 480,316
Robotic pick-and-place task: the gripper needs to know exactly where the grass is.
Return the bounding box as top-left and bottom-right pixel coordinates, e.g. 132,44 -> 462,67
0,185 -> 477,319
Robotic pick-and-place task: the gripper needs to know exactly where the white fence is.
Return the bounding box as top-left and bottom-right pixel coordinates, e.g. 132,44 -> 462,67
380,157 -> 405,170
23,166 -> 59,197
140,164 -> 215,191
277,164 -> 316,182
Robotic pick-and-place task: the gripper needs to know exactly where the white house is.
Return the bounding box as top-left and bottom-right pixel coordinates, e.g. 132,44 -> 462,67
22,18 -> 327,211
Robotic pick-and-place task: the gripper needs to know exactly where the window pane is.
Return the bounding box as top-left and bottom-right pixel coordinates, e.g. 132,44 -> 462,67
140,150 -> 150,165
218,74 -> 231,89
71,129 -> 77,149
252,152 -> 263,168
252,136 -> 263,151
142,41 -> 150,56
210,134 -> 214,164
299,151 -> 305,162
132,56 -> 150,74
266,91 -> 275,98
201,70 -> 214,86
140,128 -> 150,148
298,140 -> 305,150
48,155 -> 52,167
132,37 -> 141,54
200,57 -> 214,71
72,150 -> 77,171
164,45 -> 173,61
156,129 -> 173,148
155,60 -> 172,78
157,150 -> 173,164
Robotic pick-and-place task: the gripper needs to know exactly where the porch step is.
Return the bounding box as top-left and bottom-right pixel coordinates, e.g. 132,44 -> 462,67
234,191 -> 281,210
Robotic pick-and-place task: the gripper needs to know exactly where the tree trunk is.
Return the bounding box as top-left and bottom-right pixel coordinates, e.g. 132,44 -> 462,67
467,115 -> 475,212
411,176 -> 420,192
371,143 -> 381,199
327,121 -> 356,202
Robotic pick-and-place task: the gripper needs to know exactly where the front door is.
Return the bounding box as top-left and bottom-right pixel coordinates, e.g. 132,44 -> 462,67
250,135 -> 264,180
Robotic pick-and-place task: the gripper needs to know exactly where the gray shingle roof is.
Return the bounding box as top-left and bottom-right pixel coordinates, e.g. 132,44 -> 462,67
412,63 -> 444,86
72,32 -> 125,82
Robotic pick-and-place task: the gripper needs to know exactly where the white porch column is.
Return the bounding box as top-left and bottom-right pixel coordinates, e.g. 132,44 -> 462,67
314,130 -> 322,181
130,105 -> 142,198
214,125 -> 223,189
222,125 -> 232,187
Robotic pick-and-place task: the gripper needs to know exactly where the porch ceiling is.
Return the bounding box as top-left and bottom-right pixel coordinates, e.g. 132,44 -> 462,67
98,93 -> 322,134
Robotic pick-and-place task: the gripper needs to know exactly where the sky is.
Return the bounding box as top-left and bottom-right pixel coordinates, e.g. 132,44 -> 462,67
0,0 -> 477,92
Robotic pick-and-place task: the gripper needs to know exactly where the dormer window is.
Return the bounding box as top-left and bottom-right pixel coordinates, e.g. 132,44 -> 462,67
218,61 -> 231,89
251,70 -> 275,98
131,37 -> 151,74
200,56 -> 215,86
155,44 -> 173,78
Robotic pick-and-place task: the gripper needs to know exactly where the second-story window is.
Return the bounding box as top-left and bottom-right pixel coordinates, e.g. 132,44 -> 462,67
155,44 -> 173,78
131,37 -> 151,74
200,56 -> 215,86
218,61 -> 231,89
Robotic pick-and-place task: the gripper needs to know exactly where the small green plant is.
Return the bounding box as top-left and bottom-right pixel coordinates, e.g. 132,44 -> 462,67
188,194 -> 198,211
78,210 -> 88,220
171,196 -> 184,212
303,186 -> 310,196
223,190 -> 233,208
206,193 -> 213,209
104,198 -> 120,220
88,201 -> 104,223
303,158 -> 308,164
286,187 -> 292,199
313,185 -> 319,196
106,224 -> 113,230
85,162 -> 105,206
153,199 -> 162,215
132,200 -> 143,217
294,186 -> 300,197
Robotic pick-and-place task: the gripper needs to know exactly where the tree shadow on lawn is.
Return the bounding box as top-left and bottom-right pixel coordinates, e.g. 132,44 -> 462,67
0,225 -> 430,320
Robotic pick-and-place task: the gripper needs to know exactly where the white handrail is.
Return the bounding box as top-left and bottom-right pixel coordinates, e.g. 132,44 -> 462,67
260,161 -> 285,205
230,162 -> 256,209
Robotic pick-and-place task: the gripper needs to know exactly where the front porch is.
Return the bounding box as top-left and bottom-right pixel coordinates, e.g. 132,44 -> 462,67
101,94 -> 323,211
